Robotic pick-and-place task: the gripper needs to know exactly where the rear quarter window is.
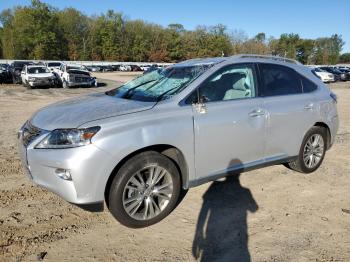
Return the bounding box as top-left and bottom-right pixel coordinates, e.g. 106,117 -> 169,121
301,76 -> 318,93
259,63 -> 303,97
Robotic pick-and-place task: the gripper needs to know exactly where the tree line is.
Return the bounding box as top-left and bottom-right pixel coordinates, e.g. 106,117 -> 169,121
0,0 -> 347,64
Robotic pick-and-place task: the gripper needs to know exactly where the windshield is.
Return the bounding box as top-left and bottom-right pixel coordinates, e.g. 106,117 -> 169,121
28,67 -> 50,74
314,68 -> 324,72
0,64 -> 9,69
67,65 -> 87,71
13,62 -> 30,69
48,62 -> 61,67
107,64 -> 213,102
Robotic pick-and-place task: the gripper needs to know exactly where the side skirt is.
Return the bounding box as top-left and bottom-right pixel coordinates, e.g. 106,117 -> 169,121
188,156 -> 297,188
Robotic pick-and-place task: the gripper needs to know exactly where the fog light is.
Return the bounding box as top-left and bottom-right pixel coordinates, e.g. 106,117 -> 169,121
55,168 -> 72,180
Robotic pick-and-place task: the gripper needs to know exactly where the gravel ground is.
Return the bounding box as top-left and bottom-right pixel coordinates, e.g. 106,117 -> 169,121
0,76 -> 349,261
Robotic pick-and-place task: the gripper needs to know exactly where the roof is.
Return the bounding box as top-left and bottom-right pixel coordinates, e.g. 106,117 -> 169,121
175,54 -> 302,68
27,65 -> 46,68
173,57 -> 227,67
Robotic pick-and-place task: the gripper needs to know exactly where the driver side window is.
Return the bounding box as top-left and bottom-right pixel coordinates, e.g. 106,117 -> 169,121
198,64 -> 257,103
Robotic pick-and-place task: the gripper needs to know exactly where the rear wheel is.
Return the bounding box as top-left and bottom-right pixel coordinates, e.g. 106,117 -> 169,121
286,126 -> 327,173
108,151 -> 181,228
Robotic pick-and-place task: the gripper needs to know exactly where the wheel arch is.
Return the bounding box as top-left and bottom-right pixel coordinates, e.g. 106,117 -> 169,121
313,122 -> 331,149
104,144 -> 189,208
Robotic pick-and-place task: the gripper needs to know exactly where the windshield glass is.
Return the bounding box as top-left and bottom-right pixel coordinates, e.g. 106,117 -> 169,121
67,65 -> 87,71
28,67 -> 50,74
48,62 -> 61,67
107,64 -> 214,102
13,62 -> 30,69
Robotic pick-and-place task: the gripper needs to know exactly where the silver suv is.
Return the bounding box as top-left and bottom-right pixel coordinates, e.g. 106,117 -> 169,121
18,55 -> 339,228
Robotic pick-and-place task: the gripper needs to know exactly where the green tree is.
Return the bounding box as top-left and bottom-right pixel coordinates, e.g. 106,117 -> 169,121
314,35 -> 344,64
57,8 -> 89,60
296,39 -> 315,64
339,53 -> 350,63
1,0 -> 64,59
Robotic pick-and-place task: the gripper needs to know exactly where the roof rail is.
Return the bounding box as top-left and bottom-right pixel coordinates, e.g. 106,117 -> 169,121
237,54 -> 302,65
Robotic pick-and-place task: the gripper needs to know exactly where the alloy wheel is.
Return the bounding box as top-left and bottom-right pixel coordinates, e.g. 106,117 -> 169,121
122,165 -> 174,221
303,134 -> 324,169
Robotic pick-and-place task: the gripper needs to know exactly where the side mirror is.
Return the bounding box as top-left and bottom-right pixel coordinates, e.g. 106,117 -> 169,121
193,95 -> 208,114
199,95 -> 209,104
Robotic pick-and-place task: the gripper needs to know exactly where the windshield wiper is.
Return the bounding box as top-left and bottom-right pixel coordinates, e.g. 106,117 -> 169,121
105,79 -> 157,97
122,79 -> 158,99
156,85 -> 183,102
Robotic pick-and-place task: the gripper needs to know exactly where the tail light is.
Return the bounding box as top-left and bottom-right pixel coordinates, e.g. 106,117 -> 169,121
330,92 -> 337,103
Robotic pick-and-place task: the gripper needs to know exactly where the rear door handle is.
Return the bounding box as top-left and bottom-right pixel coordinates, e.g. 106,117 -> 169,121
304,103 -> 314,110
249,109 -> 265,117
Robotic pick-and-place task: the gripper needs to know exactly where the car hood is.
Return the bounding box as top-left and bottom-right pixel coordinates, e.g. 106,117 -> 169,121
30,93 -> 155,130
67,69 -> 90,76
28,73 -> 53,78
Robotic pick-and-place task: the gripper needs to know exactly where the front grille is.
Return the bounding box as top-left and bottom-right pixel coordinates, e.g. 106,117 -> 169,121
22,122 -> 43,147
74,76 -> 91,83
34,77 -> 51,82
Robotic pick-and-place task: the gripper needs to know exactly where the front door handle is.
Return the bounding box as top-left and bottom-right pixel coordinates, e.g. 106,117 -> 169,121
249,109 -> 265,117
304,103 -> 314,110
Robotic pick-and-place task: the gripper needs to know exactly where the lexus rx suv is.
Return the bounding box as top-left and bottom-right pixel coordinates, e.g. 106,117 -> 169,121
18,55 -> 339,228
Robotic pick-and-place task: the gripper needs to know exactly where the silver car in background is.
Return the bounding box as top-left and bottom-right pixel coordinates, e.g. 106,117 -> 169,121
18,55 -> 338,228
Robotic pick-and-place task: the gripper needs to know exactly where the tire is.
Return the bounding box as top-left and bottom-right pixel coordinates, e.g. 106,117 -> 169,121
24,80 -> 32,89
108,151 -> 181,228
62,81 -> 68,88
286,126 -> 327,173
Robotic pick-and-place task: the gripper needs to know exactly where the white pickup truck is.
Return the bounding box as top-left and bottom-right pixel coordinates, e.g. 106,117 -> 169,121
56,64 -> 97,88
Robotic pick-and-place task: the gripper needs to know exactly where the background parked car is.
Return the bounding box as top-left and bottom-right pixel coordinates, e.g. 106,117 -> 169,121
0,63 -> 13,84
56,63 -> 97,88
130,65 -> 142,71
312,67 -> 335,83
99,65 -> 114,72
320,67 -> 346,81
336,67 -> 350,80
119,65 -> 131,71
111,64 -> 121,71
21,65 -> 56,89
143,64 -> 161,74
10,61 -> 33,84
86,66 -> 101,72
45,62 -> 62,72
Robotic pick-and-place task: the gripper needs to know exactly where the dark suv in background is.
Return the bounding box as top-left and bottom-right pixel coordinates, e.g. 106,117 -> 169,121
10,61 -> 33,84
0,63 -> 12,84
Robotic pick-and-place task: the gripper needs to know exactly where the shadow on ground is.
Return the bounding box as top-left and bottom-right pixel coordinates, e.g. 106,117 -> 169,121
192,159 -> 258,262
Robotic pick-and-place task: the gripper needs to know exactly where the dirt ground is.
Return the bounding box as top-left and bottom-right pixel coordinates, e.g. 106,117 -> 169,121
0,74 -> 349,262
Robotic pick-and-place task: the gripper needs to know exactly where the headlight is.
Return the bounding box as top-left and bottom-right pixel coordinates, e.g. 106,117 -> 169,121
35,126 -> 100,149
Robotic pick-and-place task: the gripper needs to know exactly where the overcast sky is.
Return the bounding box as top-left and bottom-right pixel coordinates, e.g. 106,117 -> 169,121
1,0 -> 349,53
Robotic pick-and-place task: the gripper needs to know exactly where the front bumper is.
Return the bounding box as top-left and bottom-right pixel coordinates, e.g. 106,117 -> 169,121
67,78 -> 96,87
18,127 -> 113,206
322,76 -> 335,83
29,79 -> 55,87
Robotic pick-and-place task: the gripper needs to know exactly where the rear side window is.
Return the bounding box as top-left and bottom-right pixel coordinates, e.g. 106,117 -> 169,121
259,63 -> 302,96
301,77 -> 317,93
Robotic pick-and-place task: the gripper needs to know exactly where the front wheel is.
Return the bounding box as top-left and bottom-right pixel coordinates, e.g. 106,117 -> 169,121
286,126 -> 327,173
62,80 -> 69,88
108,151 -> 181,228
